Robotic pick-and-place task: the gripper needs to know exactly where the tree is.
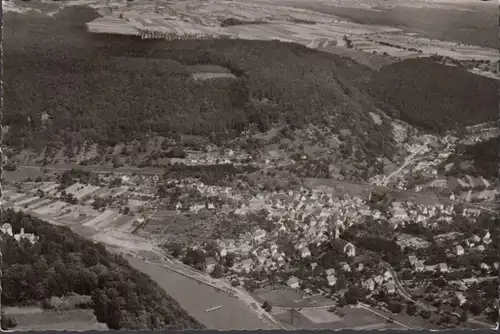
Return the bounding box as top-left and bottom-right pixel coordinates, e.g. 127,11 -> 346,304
468,302 -> 484,316
387,301 -> 403,314
460,310 -> 468,322
1,208 -> 204,330
406,303 -> 418,316
225,253 -> 235,268
262,301 -> 272,312
210,264 -> 224,278
420,310 -> 431,319
1,312 -> 17,330
344,287 -> 364,305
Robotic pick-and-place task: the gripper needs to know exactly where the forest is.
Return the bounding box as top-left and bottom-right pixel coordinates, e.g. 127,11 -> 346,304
444,136 -> 499,181
5,6 -> 392,161
1,209 -> 204,330
5,6 -> 497,164
364,58 -> 498,133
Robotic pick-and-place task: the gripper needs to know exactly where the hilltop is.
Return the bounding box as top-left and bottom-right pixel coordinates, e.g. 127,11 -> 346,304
4,6 -> 379,163
4,5 -> 498,175
1,209 -> 204,330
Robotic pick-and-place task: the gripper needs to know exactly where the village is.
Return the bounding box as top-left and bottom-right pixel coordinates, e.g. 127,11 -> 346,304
2,152 -> 498,328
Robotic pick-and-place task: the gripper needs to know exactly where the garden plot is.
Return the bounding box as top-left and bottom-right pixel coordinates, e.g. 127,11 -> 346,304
56,205 -> 100,223
66,184 -> 101,200
300,309 -> 343,324
93,229 -> 155,253
94,186 -> 129,198
24,198 -> 53,211
82,210 -> 120,229
3,191 -> 26,203
37,182 -> 59,194
32,201 -> 69,216
110,215 -> 137,232
13,196 -> 41,207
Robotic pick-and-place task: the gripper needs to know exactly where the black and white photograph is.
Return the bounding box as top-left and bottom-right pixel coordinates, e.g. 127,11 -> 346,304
1,0 -> 499,331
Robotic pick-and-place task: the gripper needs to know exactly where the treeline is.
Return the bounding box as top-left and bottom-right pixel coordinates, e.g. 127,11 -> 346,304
5,6 -> 395,161
445,136 -> 500,180
364,58 -> 498,133
1,209 -> 204,330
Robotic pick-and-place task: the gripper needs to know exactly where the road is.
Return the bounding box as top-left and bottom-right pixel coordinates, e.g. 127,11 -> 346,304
380,261 -> 496,329
382,139 -> 429,186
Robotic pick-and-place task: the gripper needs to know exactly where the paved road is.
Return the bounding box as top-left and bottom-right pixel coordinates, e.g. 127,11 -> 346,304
380,261 -> 496,329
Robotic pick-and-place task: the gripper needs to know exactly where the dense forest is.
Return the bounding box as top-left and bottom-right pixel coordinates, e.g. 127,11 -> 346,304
1,209 -> 204,330
444,136 -> 500,181
364,59 -> 498,133
5,6 -> 497,163
6,6 -> 395,160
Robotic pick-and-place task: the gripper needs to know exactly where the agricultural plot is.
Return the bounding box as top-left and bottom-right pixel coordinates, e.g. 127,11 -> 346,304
32,201 -> 69,216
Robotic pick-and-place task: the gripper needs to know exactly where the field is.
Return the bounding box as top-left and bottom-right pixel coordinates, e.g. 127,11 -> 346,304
76,0 -> 500,78
3,307 -> 108,331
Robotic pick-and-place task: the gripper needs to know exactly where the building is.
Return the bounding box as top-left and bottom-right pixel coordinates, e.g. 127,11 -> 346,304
386,282 -> 396,294
408,255 -> 418,266
363,278 -> 375,291
438,263 -> 449,273
341,262 -> 351,272
327,275 -> 337,286
325,268 -> 336,276
1,223 -> 13,236
253,229 -> 267,243
374,275 -> 384,285
287,276 -> 300,289
334,239 -> 356,257
415,261 -> 425,272
454,245 -> 465,256
300,247 -> 311,258
240,259 -> 253,273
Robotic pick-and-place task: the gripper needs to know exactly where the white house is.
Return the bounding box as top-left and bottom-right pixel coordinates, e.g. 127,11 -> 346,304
253,229 -> 267,243
415,261 -> 425,272
363,278 -> 375,292
240,259 -> 253,273
341,262 -> 351,272
325,268 -> 336,276
1,223 -> 13,236
335,240 -> 356,257
300,247 -> 311,258
386,282 -> 396,294
408,255 -> 418,266
480,262 -> 490,271
454,245 -> 465,256
438,263 -> 449,273
287,276 -> 300,289
326,275 -> 337,286
483,231 -> 492,244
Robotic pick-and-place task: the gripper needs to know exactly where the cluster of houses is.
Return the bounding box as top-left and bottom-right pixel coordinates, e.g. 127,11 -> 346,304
0,223 -> 39,244
389,200 -> 482,228
169,148 -> 251,167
